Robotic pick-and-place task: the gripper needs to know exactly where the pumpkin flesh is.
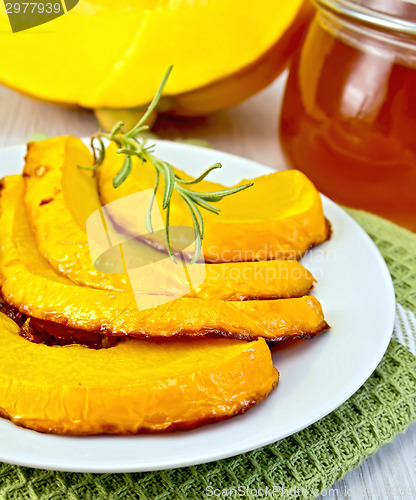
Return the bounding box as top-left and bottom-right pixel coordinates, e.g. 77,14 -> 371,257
0,312 -> 278,434
0,0 -> 307,113
97,143 -> 330,262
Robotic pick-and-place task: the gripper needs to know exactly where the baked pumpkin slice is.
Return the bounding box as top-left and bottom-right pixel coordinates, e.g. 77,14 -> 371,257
97,142 -> 330,262
23,136 -> 316,299
0,312 -> 278,434
0,175 -> 329,341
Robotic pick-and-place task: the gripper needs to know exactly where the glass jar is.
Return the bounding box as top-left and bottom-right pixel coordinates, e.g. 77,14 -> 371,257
279,0 -> 416,231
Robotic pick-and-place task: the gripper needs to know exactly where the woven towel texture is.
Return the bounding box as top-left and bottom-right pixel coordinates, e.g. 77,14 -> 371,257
0,209 -> 415,500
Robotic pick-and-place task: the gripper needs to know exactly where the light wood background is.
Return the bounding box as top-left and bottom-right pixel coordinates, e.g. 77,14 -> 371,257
1,74 -> 415,500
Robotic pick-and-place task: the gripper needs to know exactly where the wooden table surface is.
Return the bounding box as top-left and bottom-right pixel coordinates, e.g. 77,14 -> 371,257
1,74 -> 416,500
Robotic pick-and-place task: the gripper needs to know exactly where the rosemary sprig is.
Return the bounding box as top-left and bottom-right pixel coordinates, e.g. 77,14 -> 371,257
80,66 -> 253,263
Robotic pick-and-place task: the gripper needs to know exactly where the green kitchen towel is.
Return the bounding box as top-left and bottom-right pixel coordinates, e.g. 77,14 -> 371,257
0,209 -> 415,500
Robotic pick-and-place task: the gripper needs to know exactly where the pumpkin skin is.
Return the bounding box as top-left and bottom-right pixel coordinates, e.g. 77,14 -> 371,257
0,312 -> 278,434
0,175 -> 329,341
23,136 -> 316,299
0,0 -> 311,115
97,143 -> 330,262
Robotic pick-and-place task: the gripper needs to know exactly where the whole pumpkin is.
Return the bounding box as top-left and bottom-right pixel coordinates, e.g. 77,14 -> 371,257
0,0 -> 311,117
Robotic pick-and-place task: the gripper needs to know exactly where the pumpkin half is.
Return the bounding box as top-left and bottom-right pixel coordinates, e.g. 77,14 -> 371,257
0,175 -> 329,341
0,312 -> 278,434
0,1 -> 312,116
97,142 -> 330,262
23,136 -> 316,299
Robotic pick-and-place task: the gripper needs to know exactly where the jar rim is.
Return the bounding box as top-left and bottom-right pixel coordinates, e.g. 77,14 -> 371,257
314,0 -> 416,35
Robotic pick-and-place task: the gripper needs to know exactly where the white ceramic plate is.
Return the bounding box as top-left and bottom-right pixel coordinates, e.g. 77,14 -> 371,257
0,140 -> 395,473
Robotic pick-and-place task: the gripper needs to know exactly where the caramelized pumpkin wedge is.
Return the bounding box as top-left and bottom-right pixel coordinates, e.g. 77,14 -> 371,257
23,137 -> 316,299
23,136 -> 131,292
97,142 -> 330,262
0,176 -> 329,341
0,312 -> 278,434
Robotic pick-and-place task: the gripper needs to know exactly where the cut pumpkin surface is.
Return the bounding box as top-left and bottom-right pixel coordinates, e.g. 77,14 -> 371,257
0,312 -> 278,434
98,143 -> 330,262
0,176 -> 329,341
23,137 -> 316,299
0,1 -> 305,111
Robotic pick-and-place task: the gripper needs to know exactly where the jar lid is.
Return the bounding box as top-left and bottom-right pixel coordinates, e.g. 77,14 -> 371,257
314,0 -> 416,35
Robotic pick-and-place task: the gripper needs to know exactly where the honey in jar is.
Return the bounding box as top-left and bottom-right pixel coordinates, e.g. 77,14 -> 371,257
280,0 -> 416,231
